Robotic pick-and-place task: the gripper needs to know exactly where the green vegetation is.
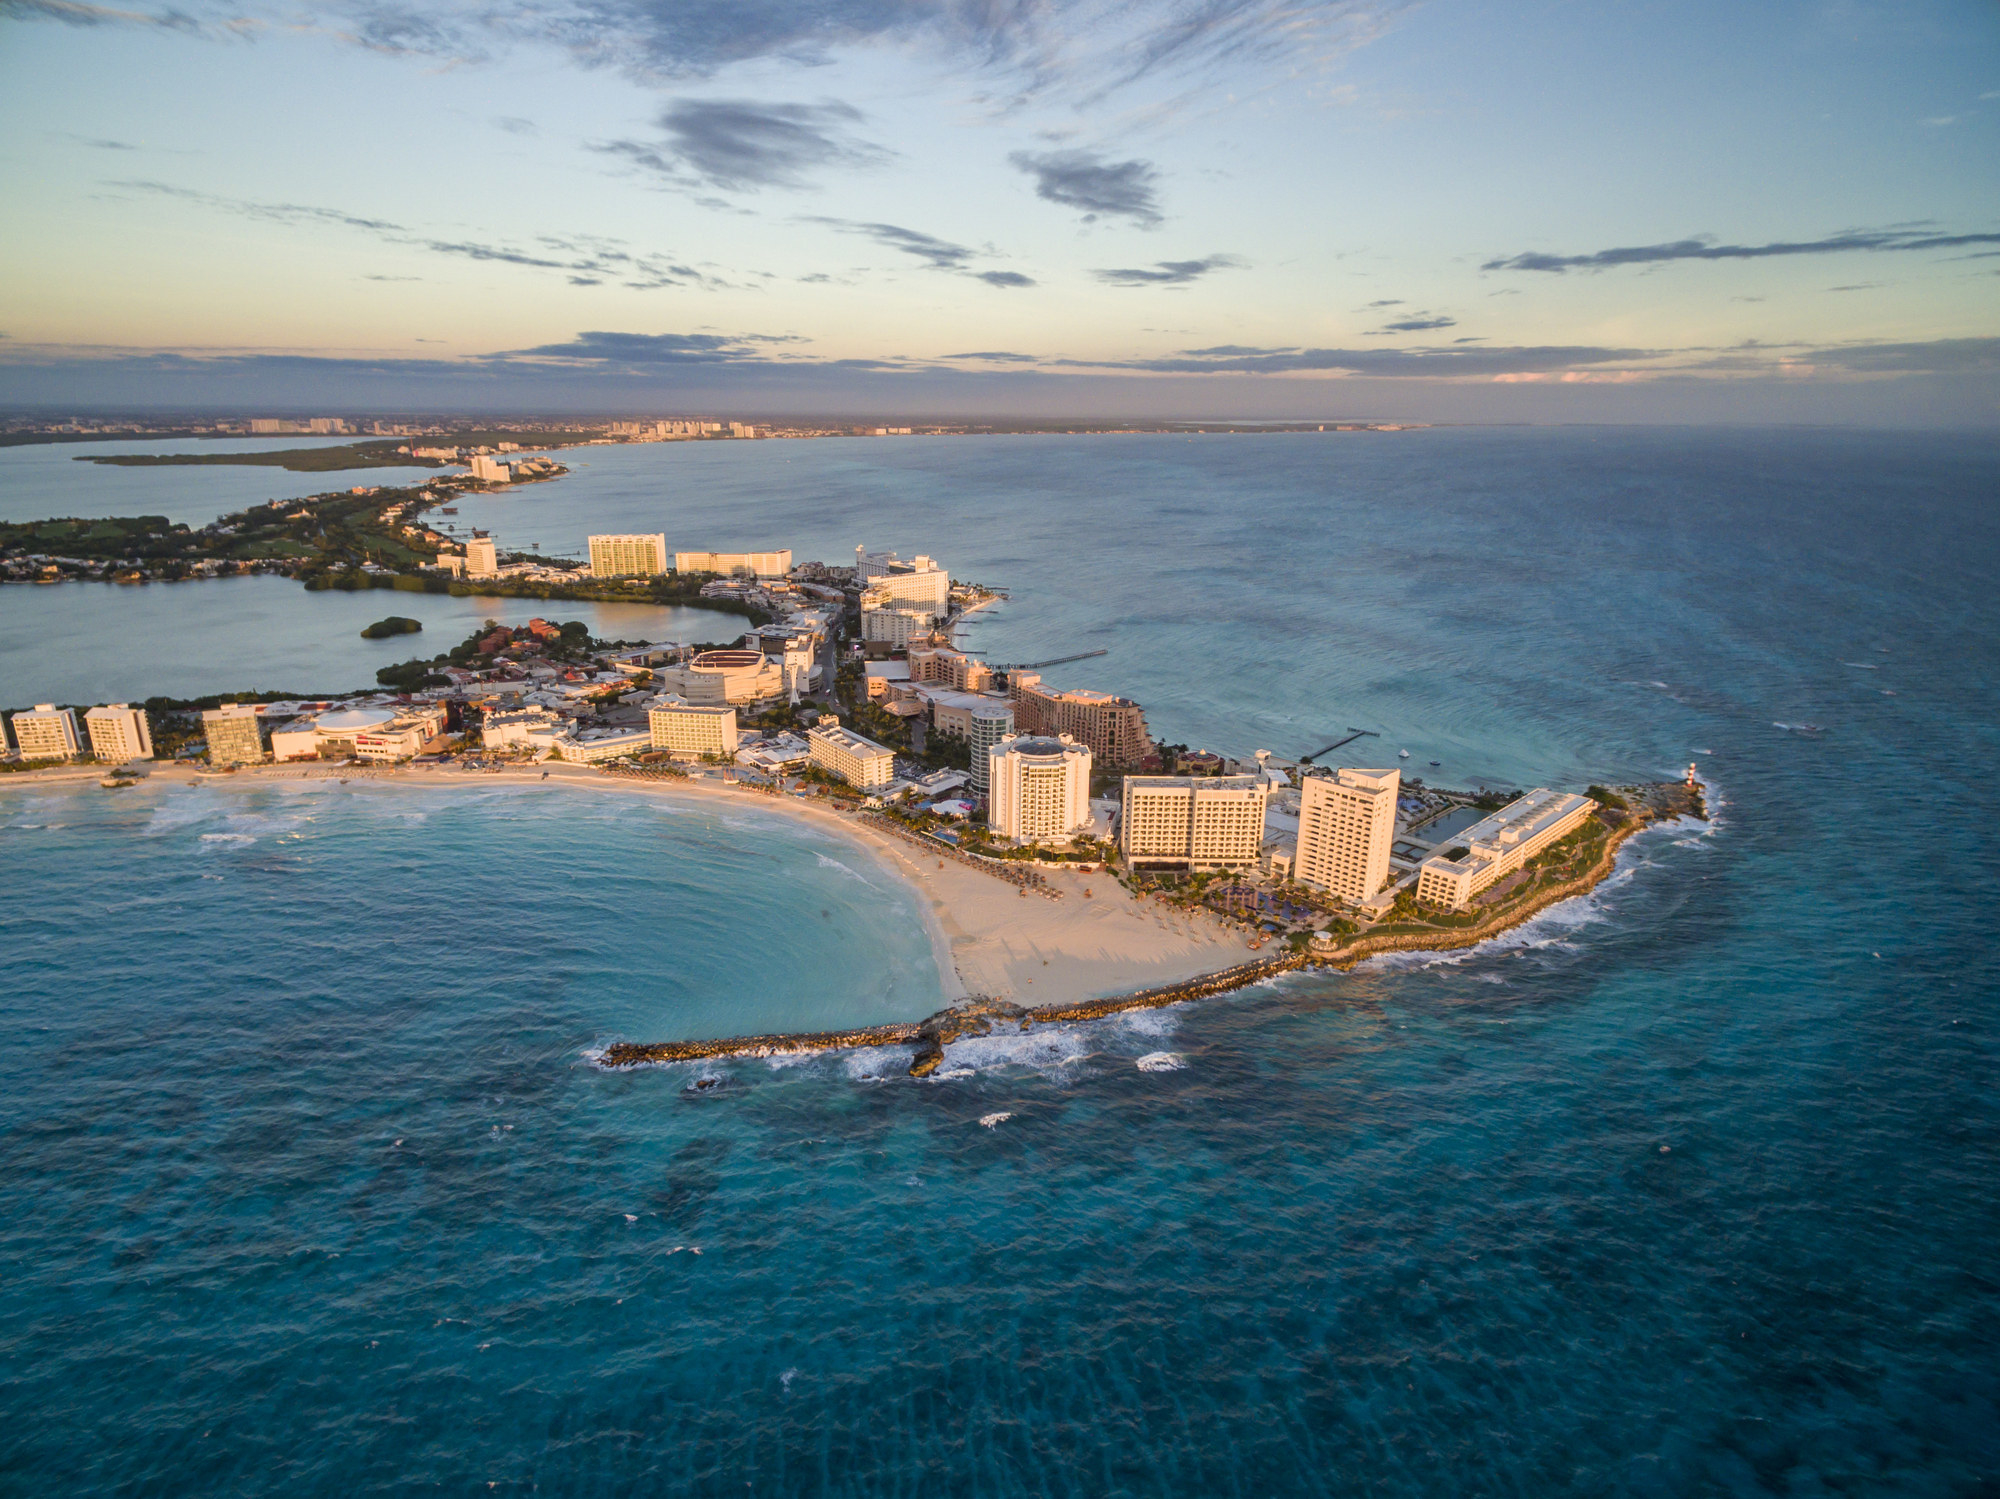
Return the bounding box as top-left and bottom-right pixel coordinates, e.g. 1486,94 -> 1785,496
80,441 -> 447,473
1586,784 -> 1628,809
360,615 -> 423,639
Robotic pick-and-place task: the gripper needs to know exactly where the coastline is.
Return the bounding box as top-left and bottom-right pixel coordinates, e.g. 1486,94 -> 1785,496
2,760 -> 1700,1073
0,756 -> 1256,1020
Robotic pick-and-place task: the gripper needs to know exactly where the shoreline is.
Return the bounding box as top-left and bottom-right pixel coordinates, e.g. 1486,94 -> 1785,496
2,761 -> 1700,1072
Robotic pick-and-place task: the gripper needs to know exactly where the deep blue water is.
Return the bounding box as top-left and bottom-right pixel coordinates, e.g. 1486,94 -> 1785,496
2,428 -> 1997,1495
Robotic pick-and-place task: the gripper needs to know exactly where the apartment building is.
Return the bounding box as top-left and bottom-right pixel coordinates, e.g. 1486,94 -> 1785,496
588,533 -> 668,577
1009,673 -> 1156,768
202,703 -> 269,765
84,704 -> 154,762
1120,775 -> 1269,872
10,705 -> 81,760
1415,789 -> 1597,910
1294,767 -> 1401,901
988,733 -> 1093,843
674,549 -> 792,579
860,589 -> 936,647
469,455 -> 511,484
649,697 -> 739,759
808,718 -> 896,791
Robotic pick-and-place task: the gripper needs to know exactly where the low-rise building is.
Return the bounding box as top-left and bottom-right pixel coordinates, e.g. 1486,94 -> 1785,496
988,733 -> 1093,843
84,704 -> 155,762
482,707 -> 567,750
588,533 -> 668,577
916,685 -> 1013,741
1120,775 -> 1269,871
554,726 -> 653,763
908,646 -> 995,692
654,649 -> 784,706
1415,789 -> 1597,909
202,703 -> 269,765
10,704 -> 82,760
808,718 -> 896,791
352,719 -> 433,761
648,696 -> 738,759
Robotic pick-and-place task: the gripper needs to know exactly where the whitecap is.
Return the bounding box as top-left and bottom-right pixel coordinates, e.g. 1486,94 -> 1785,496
814,853 -> 882,891
1134,1052 -> 1185,1072
199,833 -> 255,845
978,1112 -> 1013,1128
929,1067 -> 976,1082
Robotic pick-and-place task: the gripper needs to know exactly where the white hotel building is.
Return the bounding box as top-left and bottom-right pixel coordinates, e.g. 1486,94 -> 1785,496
84,704 -> 154,762
1120,775 -> 1268,872
9,705 -> 81,760
808,719 -> 897,791
648,697 -> 739,760
854,548 -> 949,619
988,733 -> 1093,843
1415,789 -> 1597,910
588,533 -> 669,577
1294,767 -> 1401,902
675,549 -> 792,579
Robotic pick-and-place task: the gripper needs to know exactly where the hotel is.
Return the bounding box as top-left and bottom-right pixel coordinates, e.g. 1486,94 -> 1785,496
649,696 -> 739,759
463,536 -> 498,579
1120,775 -> 1268,872
10,705 -> 82,760
202,704 -> 269,765
1009,674 -> 1156,768
1415,789 -> 1597,910
853,548 -> 949,619
988,733 -> 1093,843
860,589 -> 937,647
653,650 -> 784,706
1294,767 -> 1400,901
588,533 -> 669,577
674,549 -> 792,579
84,704 -> 154,762
808,718 -> 897,791
968,703 -> 1015,797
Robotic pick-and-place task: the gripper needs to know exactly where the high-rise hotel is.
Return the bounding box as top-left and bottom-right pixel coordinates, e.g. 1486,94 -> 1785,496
588,533 -> 669,577
1120,776 -> 1268,872
1294,767 -> 1400,901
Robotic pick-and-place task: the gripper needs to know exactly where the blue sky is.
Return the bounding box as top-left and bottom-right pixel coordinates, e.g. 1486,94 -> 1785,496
1,0 -> 1995,420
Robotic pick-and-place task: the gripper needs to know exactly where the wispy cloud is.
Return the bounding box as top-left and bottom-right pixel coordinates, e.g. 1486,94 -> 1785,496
508,330 -> 805,364
943,350 -> 1039,361
1067,343 -> 1651,376
803,218 -> 1035,286
104,178 -> 718,290
1092,255 -> 1241,287
1366,313 -> 1455,334
1485,227 -> 2000,273
1009,149 -> 1161,225
597,98 -> 888,191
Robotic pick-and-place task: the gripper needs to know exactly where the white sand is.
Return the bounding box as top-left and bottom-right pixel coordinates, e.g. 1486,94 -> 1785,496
68,758 -> 1262,1010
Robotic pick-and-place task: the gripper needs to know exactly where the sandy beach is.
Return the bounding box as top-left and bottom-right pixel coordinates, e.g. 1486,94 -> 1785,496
12,758 -> 1260,1010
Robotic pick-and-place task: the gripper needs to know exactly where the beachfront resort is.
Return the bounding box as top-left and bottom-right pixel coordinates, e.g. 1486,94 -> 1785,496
3,530 -> 1679,963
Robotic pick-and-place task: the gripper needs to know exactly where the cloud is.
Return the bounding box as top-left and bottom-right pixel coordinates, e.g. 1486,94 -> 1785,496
494,115 -> 536,135
1485,227 -> 2000,273
1367,314 -> 1455,334
105,178 -> 718,290
1826,282 -> 1880,292
943,351 -> 1039,361
598,98 -> 888,192
508,330 -> 789,364
0,0 -> 198,29
1069,342 -> 1651,376
1802,336 -> 2000,375
1092,254 -> 1241,287
1361,298 -> 1402,307
1009,149 -> 1161,225
803,218 -> 1034,286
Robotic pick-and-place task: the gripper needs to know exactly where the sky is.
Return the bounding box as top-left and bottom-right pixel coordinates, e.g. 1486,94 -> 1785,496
1,0 -> 1996,422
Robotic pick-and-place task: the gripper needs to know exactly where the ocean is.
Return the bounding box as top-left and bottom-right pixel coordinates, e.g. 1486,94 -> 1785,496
1,427 -> 1996,1493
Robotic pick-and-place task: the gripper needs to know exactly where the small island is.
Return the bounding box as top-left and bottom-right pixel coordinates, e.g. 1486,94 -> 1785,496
360,615 -> 423,640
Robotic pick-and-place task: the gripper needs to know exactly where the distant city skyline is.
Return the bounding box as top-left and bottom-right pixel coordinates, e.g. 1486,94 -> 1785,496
1,0 -> 1995,422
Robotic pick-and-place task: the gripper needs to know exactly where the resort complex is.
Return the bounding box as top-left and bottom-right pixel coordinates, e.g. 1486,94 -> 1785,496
4,530 -> 1635,960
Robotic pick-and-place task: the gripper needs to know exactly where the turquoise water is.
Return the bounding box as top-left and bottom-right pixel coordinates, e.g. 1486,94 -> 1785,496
0,436 -> 440,528
2,428 -> 1997,1493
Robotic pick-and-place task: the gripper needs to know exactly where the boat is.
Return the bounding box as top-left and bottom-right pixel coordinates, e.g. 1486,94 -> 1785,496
1398,750 -> 1410,759
1429,760 -> 1442,767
